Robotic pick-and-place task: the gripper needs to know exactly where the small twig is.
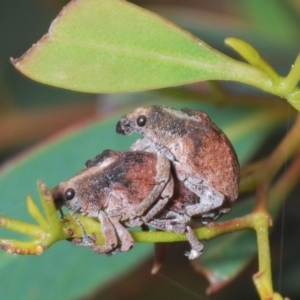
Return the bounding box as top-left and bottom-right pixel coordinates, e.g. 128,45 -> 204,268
239,114 -> 300,197
269,151 -> 300,216
159,85 -> 297,111
255,113 -> 300,212
239,158 -> 267,193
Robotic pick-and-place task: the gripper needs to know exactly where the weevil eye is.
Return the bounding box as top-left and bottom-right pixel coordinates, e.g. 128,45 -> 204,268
137,115 -> 147,127
64,188 -> 75,200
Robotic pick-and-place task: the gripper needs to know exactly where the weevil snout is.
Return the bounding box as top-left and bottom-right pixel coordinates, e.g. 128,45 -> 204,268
51,185 -> 65,210
116,120 -> 125,134
116,118 -> 133,135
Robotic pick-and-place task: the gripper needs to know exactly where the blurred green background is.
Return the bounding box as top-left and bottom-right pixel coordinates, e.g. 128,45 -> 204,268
0,1 -> 300,299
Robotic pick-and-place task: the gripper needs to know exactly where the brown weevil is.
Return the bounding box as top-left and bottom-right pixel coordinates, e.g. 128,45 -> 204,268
52,149 -> 203,259
116,105 -> 240,222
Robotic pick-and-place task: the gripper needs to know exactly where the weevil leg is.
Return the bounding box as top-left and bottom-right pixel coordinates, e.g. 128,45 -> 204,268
147,218 -> 186,234
112,222 -> 134,252
91,211 -> 118,254
141,176 -> 174,223
184,226 -> 203,260
184,180 -> 225,216
133,153 -> 171,217
141,196 -> 170,223
148,219 -> 203,260
70,212 -> 95,246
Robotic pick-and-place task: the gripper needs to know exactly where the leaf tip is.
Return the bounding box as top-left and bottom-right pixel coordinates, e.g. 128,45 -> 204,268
10,49 -> 30,72
10,57 -> 19,66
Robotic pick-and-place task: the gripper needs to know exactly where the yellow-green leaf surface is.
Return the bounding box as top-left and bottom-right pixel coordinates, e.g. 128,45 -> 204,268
12,0 -> 273,94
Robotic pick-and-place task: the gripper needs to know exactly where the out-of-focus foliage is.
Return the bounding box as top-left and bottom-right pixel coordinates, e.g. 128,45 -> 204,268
0,0 -> 299,299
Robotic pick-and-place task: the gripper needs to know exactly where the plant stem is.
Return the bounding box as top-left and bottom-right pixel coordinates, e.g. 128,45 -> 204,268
252,212 -> 272,287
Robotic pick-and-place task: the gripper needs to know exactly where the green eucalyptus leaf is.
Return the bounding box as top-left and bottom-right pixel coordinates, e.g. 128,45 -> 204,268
13,0 -> 273,95
0,97 -> 279,299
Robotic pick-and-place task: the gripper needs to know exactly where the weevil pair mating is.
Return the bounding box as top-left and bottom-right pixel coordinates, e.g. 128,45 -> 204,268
52,106 -> 239,259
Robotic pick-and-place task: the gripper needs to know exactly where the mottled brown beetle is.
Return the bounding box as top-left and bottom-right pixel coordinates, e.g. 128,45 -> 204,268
52,149 -> 203,259
116,105 -> 240,222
